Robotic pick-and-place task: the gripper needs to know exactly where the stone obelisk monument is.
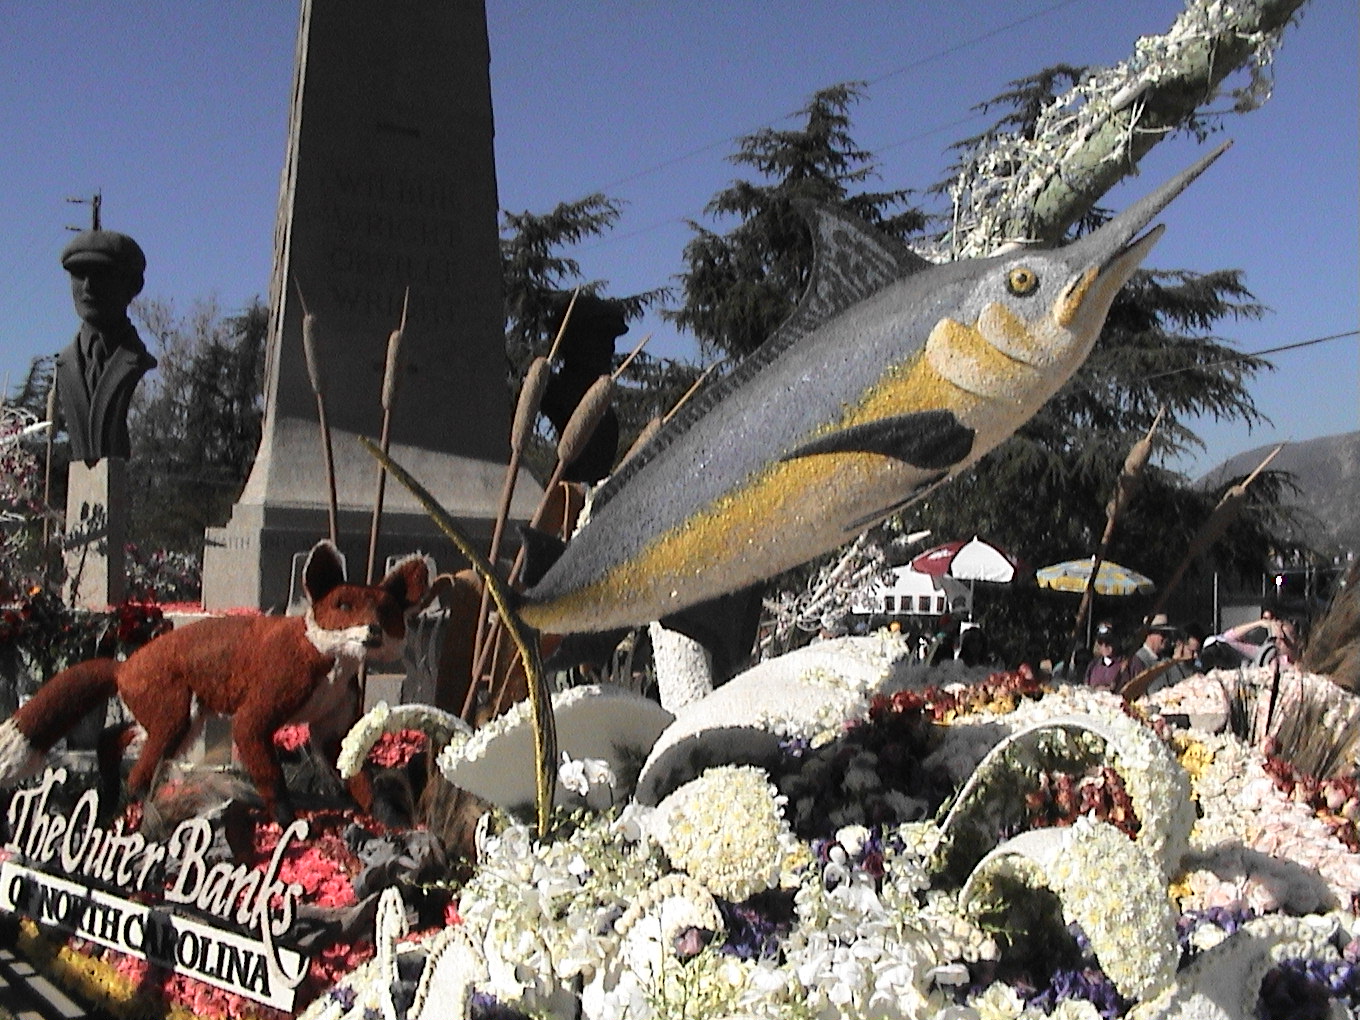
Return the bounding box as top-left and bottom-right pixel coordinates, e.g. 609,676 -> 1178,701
204,0 -> 536,609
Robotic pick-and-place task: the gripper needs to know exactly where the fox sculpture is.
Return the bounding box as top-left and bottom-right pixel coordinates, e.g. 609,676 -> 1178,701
0,541 -> 429,824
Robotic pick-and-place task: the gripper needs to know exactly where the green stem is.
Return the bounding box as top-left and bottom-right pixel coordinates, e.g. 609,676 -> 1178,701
359,437 -> 557,837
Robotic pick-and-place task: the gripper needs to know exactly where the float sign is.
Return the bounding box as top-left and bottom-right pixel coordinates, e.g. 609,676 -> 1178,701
0,768 -> 308,1011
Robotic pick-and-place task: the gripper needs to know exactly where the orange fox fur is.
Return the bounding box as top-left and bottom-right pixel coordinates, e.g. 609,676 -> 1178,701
0,541 -> 429,823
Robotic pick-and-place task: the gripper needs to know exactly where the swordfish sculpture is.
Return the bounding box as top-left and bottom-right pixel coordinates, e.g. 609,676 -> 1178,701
383,145 -> 1230,638
512,144 -> 1230,634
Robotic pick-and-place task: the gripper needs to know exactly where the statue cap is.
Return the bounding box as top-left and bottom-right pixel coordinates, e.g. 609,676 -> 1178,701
60,230 -> 147,280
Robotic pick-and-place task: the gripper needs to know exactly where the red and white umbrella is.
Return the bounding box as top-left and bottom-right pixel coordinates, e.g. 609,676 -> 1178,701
910,536 -> 1025,584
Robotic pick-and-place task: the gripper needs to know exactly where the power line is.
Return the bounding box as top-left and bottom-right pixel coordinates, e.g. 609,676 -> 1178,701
593,0 -> 1092,195
866,0 -> 1086,90
1143,329 -> 1359,380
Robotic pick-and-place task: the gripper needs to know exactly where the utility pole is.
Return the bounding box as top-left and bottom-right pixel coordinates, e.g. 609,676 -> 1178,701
64,191 -> 101,231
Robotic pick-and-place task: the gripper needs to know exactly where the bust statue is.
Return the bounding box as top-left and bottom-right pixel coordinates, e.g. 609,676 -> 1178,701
53,230 -> 157,465
539,292 -> 627,483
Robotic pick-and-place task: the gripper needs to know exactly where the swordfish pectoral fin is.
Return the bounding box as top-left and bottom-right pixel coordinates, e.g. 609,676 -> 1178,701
781,408 -> 975,468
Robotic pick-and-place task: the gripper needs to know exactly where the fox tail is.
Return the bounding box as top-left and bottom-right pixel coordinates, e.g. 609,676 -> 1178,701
0,658 -> 120,785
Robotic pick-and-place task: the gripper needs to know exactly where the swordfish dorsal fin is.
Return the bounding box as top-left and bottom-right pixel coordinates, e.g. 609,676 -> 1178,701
779,201 -> 934,348
591,205 -> 932,513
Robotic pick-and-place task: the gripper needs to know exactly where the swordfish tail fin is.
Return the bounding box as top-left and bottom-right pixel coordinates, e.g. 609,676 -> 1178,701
0,657 -> 120,784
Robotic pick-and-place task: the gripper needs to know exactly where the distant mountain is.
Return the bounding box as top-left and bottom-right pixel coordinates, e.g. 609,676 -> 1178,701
1198,431 -> 1360,555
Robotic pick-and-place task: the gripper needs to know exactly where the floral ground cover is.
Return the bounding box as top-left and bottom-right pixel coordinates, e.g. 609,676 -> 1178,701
9,636 -> 1360,1019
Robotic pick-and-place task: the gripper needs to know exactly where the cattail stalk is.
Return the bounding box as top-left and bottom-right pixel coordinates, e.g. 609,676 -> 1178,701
1070,407 -> 1164,648
366,287 -> 409,584
475,374 -> 615,713
464,288 -> 583,709
1149,442 -> 1285,620
468,355 -> 551,694
296,280 -> 338,545
610,332 -> 651,381
361,437 -> 557,838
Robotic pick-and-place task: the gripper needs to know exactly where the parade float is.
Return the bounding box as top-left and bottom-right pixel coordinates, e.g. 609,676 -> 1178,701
2,634 -> 1356,1020
4,3 -> 1355,1015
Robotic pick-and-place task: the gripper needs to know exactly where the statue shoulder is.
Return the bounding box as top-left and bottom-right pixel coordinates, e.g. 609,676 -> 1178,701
115,323 -> 157,368
54,332 -> 83,366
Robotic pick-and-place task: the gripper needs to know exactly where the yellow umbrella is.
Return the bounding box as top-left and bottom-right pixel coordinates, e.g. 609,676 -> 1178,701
1036,558 -> 1154,597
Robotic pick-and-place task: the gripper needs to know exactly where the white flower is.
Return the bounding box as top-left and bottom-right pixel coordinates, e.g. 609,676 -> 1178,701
835,824 -> 871,857
584,756 -> 616,788
968,980 -> 1027,1019
560,752 -> 591,797
653,765 -> 791,902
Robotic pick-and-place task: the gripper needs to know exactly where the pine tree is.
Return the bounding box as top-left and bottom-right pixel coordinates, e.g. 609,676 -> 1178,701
501,195 -> 667,376
499,194 -> 674,475
670,83 -> 925,361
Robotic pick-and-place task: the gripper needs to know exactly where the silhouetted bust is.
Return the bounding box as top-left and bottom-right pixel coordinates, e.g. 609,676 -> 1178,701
540,292 -> 627,483
53,230 -> 157,465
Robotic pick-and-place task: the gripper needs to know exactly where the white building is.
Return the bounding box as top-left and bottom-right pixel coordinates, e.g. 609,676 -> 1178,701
850,566 -> 971,618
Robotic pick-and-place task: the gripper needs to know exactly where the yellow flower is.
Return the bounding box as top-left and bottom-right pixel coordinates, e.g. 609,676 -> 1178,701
1175,736 -> 1216,780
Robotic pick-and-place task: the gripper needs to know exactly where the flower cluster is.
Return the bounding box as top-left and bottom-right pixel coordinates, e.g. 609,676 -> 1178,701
1175,725 -> 1360,915
124,543 -> 203,604
340,701 -> 467,780
966,686 -> 1196,874
1044,818 -> 1179,1000
876,665 -> 1048,725
368,728 -> 428,769
453,809 -> 669,1010
1260,749 -> 1360,851
2,591 -> 175,704
1020,765 -> 1138,838
18,633 -> 1360,1019
652,766 -> 795,902
784,823 -> 964,1017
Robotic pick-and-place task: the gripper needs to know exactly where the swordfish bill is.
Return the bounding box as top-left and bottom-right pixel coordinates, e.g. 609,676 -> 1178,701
516,143 -> 1231,634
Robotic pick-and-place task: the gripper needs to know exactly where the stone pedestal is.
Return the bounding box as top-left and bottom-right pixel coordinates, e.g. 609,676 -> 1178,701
64,458 -> 127,609
203,0 -> 537,611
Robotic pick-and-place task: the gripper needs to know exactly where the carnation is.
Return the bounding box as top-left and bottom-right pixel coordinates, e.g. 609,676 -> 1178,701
653,766 -> 792,903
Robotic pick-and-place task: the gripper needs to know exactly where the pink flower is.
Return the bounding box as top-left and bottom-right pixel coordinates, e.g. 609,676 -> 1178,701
273,723 -> 311,751
368,728 -> 428,768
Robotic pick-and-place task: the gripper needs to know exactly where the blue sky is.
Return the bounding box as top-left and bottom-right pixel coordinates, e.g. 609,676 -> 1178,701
0,0 -> 1354,480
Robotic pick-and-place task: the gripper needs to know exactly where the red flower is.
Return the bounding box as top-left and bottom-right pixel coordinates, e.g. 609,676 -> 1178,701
273,723 -> 312,752
368,728 -> 428,768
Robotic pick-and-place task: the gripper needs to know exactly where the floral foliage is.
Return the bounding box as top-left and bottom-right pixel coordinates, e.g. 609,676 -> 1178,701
0,591 -> 170,709
0,403 -> 57,601
15,647 -> 1360,1020
124,543 -> 203,603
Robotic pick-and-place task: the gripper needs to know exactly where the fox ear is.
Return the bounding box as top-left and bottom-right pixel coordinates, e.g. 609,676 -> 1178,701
382,554 -> 430,611
303,541 -> 347,603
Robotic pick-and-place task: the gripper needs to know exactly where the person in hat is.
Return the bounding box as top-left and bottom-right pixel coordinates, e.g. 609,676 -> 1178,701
53,230 -> 157,464
1163,622 -> 1208,682
1127,613 -> 1177,678
1083,621 -> 1124,691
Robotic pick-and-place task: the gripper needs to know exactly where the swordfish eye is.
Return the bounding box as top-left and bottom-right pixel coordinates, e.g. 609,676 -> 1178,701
1006,266 -> 1039,296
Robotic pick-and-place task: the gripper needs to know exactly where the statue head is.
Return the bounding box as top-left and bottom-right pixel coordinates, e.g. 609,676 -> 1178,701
548,292 -> 628,375
61,230 -> 145,331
